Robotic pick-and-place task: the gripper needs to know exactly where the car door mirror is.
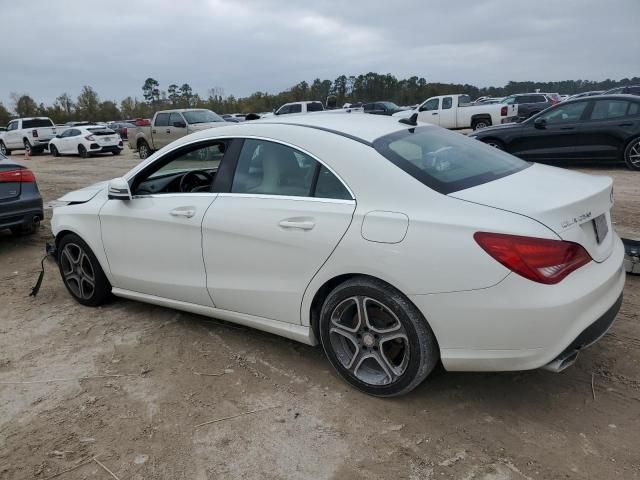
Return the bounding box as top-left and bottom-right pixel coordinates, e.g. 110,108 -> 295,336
534,118 -> 547,129
107,177 -> 132,200
173,121 -> 186,128
55,134 -> 61,138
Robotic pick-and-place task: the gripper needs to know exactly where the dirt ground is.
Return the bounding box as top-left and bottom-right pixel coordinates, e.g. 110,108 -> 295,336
0,146 -> 639,480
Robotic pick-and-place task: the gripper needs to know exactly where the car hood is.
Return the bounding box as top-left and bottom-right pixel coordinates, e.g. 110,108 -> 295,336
470,122 -> 523,136
188,122 -> 227,131
58,181 -> 107,203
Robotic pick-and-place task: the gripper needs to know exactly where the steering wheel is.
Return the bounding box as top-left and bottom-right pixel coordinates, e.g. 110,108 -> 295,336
179,170 -> 214,193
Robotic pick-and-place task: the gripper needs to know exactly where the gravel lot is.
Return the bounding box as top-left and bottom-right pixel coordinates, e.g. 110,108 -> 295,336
1,146 -> 638,480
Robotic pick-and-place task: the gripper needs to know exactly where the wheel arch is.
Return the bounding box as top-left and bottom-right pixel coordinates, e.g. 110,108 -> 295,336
307,273 -> 439,351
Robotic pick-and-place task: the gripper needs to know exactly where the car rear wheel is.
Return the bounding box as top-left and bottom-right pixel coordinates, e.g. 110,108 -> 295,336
138,141 -> 151,159
472,118 -> 491,130
50,144 -> 60,157
23,139 -> 32,155
0,141 -> 9,156
624,137 -> 640,171
78,145 -> 89,158
319,277 -> 439,397
112,149 -> 121,156
58,233 -> 112,306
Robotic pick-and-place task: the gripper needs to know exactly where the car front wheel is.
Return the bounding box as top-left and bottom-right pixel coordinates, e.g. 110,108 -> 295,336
319,277 -> 439,397
58,233 -> 112,306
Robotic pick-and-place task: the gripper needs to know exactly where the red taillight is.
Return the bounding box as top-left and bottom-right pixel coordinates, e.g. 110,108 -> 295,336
0,168 -> 36,183
85,135 -> 95,141
32,129 -> 38,138
500,106 -> 508,116
474,232 -> 592,284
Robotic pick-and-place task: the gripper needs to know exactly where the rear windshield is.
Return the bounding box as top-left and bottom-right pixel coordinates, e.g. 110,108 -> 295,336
23,118 -> 53,128
373,127 -> 530,194
182,110 -> 224,124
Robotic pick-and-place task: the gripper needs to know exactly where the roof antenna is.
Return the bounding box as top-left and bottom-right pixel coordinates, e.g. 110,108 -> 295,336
399,113 -> 418,126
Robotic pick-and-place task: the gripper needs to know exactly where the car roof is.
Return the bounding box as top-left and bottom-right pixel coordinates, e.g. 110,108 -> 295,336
256,112 -> 415,143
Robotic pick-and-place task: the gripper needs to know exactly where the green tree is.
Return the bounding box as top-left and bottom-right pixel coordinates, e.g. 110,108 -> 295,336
167,84 -> 180,106
11,93 -> 39,117
142,77 -> 160,109
179,83 -> 194,107
97,100 -> 121,121
75,86 -> 100,120
0,102 -> 11,126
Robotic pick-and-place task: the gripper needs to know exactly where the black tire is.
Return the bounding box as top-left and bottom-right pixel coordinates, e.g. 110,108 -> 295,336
483,139 -> 505,150
472,118 -> 491,130
78,144 -> 89,158
319,276 -> 439,397
23,139 -> 32,155
0,141 -> 10,156
112,149 -> 121,156
50,144 -> 60,157
57,233 -> 112,306
623,137 -> 640,171
137,140 -> 151,160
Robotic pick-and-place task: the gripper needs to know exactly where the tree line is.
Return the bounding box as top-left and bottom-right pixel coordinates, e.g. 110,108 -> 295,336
2,74 -> 638,125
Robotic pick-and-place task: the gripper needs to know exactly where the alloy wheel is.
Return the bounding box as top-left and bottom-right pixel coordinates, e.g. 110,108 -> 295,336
329,296 -> 410,386
0,143 -> 6,155
60,243 -> 96,300
627,139 -> 640,169
139,144 -> 149,159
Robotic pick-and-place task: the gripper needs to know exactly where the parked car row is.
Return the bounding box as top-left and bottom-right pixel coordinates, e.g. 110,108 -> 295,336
469,94 -> 640,170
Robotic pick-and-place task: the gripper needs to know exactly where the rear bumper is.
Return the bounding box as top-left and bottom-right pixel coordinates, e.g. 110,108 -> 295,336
0,204 -> 43,230
410,234 -> 626,372
89,144 -> 123,153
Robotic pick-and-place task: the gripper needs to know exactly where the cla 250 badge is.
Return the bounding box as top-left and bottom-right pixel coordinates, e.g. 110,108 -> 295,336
561,211 -> 592,229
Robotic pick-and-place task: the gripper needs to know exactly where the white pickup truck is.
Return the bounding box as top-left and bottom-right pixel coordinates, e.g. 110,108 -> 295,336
0,117 -> 57,155
393,94 -> 517,130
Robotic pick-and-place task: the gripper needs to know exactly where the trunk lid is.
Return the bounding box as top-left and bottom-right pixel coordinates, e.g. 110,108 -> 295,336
450,163 -> 615,262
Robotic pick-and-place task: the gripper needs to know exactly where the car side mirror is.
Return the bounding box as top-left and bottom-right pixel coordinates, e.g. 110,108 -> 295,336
107,177 -> 132,201
55,134 -> 61,138
173,121 -> 186,128
534,118 -> 547,129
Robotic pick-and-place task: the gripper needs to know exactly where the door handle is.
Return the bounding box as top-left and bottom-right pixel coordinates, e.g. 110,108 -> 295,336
152,129 -> 156,134
432,112 -> 438,115
560,127 -> 575,130
278,219 -> 315,230
618,123 -> 633,127
170,207 -> 196,218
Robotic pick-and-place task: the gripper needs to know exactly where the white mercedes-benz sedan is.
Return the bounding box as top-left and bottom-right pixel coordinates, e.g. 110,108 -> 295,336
50,113 -> 625,396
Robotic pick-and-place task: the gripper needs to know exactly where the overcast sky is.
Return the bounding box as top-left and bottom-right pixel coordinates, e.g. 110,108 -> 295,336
1,0 -> 638,109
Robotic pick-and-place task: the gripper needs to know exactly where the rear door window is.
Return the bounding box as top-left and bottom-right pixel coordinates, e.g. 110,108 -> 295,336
373,127 -> 529,195
590,100 -> 631,120
154,113 -> 170,126
307,102 -> 323,112
442,97 -> 453,109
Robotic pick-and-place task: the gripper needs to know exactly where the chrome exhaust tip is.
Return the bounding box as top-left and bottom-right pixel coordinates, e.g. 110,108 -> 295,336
542,350 -> 579,373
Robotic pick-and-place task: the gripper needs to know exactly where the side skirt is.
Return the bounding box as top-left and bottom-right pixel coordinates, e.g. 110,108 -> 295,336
111,288 -> 318,346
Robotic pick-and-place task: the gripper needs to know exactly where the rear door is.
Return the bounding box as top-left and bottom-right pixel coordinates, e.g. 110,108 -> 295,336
438,96 -> 456,128
151,113 -> 171,149
202,138 -> 355,324
579,98 -> 640,160
509,100 -> 590,161
168,112 -> 186,144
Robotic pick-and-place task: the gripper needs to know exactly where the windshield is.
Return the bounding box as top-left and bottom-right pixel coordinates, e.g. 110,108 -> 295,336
380,102 -> 400,110
373,126 -> 530,194
182,110 -> 224,124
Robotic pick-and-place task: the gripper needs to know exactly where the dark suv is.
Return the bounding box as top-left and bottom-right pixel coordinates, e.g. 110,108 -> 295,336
362,102 -> 406,116
501,93 -> 561,119
603,85 -> 640,96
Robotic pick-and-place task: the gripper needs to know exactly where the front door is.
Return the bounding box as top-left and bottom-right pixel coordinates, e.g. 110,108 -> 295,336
202,138 -> 356,324
99,140 -> 228,306
167,112 -> 187,144
509,100 -> 590,161
417,98 -> 440,125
